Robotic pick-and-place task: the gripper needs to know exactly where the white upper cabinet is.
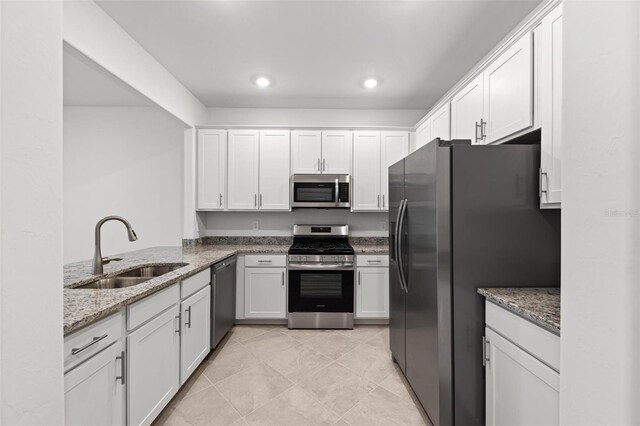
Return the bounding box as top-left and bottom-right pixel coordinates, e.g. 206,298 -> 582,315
227,130 -> 260,210
197,129 -> 227,210
539,4 -> 563,207
451,74 -> 484,143
352,131 -> 382,211
380,131 -> 409,210
483,32 -> 533,143
414,119 -> 432,152
291,130 -> 322,174
430,103 -> 451,140
259,130 -> 291,210
321,131 -> 352,174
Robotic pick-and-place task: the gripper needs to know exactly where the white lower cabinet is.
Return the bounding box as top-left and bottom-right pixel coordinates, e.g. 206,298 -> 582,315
244,265 -> 287,319
355,267 -> 389,319
128,304 -> 181,426
180,285 -> 211,382
485,302 -> 560,426
64,341 -> 125,426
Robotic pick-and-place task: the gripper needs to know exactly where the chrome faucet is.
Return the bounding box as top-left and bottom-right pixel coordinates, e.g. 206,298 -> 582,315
93,215 -> 138,274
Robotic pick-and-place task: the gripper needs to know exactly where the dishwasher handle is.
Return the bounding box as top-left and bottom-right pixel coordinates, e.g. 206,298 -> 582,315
214,257 -> 237,271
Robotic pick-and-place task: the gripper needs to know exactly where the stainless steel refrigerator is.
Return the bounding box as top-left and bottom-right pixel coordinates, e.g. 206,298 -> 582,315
389,139 -> 560,426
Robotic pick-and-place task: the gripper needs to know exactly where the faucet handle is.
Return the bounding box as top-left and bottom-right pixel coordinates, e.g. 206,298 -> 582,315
103,257 -> 123,265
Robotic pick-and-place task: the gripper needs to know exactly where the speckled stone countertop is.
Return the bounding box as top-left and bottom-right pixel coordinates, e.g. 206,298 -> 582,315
64,243 -> 389,335
477,287 -> 560,334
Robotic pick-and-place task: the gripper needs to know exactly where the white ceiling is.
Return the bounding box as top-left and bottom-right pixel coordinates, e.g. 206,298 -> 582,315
96,0 -> 541,110
64,44 -> 151,107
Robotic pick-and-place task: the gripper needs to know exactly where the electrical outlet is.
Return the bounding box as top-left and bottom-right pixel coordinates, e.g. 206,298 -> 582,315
380,221 -> 387,230
252,221 -> 260,230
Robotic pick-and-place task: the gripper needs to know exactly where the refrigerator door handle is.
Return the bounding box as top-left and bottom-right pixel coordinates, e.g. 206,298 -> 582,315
393,199 -> 405,291
397,198 -> 409,293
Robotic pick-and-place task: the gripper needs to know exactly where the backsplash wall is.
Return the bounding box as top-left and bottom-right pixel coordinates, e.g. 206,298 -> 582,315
202,210 -> 388,237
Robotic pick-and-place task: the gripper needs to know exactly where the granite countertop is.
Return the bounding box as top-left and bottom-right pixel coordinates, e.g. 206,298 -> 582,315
64,242 -> 389,335
477,287 -> 560,334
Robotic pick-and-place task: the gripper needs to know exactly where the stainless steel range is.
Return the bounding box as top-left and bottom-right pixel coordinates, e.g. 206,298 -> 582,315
288,225 -> 355,329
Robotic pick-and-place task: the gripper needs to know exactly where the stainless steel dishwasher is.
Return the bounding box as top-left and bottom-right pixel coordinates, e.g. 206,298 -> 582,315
211,256 -> 236,349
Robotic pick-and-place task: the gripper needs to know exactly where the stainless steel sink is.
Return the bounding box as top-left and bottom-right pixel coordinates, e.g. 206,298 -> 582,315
76,263 -> 188,289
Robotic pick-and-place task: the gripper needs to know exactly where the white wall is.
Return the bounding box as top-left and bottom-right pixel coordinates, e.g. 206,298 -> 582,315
560,2 -> 640,424
206,107 -> 426,127
204,211 -> 388,237
0,2 -> 64,424
63,1 -> 207,127
64,107 -> 185,263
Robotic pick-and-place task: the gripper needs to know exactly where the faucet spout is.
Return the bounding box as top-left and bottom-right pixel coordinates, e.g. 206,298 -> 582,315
93,215 -> 138,275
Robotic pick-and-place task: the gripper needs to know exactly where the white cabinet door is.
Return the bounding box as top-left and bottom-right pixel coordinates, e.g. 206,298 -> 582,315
291,130 -> 322,174
356,267 -> 389,319
128,305 -> 180,426
244,267 -> 287,319
451,74 -> 484,143
430,103 -> 451,140
197,129 -> 227,210
539,5 -> 563,207
483,32 -> 533,143
380,132 -> 408,211
321,131 -> 352,174
414,119 -> 432,152
485,328 -> 559,426
227,130 -> 259,210
64,341 -> 124,426
352,131 -> 381,211
180,285 -> 211,383
259,130 -> 291,210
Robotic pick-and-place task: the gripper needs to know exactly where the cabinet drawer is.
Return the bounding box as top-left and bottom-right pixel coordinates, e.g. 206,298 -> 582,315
181,268 -> 211,300
486,301 -> 560,371
64,312 -> 122,372
356,255 -> 389,267
127,283 -> 180,331
245,254 -> 286,267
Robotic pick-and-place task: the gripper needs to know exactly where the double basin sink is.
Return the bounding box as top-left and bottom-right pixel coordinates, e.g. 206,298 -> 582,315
78,263 -> 188,289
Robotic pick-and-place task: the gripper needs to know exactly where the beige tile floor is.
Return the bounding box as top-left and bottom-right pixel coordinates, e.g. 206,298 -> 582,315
153,325 -> 431,426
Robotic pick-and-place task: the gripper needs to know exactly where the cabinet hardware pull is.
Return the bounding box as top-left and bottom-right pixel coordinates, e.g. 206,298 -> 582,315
377,195 -> 380,208
219,193 -> 223,207
175,313 -> 181,335
367,260 -> 382,263
71,334 -> 108,355
382,195 -> 385,208
281,271 -> 285,286
539,168 -> 549,198
482,336 -> 490,366
322,158 -> 326,171
259,194 -> 263,207
116,351 -> 126,385
318,158 -> 321,171
185,306 -> 192,328
358,271 -> 361,285
475,121 -> 481,144
480,119 -> 487,140
254,194 -> 257,207
258,260 -> 272,263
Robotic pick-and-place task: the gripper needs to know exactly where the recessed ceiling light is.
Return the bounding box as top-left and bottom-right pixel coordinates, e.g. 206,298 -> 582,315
254,76 -> 271,88
363,78 -> 379,89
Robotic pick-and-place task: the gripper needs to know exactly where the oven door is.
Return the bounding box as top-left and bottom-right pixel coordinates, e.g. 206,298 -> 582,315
291,181 -> 337,208
288,269 -> 354,313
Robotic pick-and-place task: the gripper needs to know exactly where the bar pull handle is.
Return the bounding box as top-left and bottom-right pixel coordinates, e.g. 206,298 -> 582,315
480,119 -> 487,140
367,260 -> 382,263
281,271 -> 285,286
219,193 -> 223,207
475,121 -> 481,144
254,194 -> 257,207
175,313 -> 181,335
318,158 -> 321,172
185,306 -> 192,328
71,334 -> 108,355
322,158 -> 326,171
116,351 -> 126,385
377,195 -> 380,208
382,195 -> 385,208
258,260 -> 272,263
259,193 -> 263,207
358,271 -> 361,285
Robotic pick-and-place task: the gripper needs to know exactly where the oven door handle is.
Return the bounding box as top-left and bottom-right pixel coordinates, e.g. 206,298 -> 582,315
288,264 -> 354,271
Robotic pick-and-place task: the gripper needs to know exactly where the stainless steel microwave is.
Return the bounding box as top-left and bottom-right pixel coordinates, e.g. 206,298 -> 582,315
291,174 -> 350,209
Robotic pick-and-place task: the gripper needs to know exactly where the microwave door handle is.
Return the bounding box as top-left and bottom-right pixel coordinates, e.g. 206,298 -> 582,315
335,178 -> 339,207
